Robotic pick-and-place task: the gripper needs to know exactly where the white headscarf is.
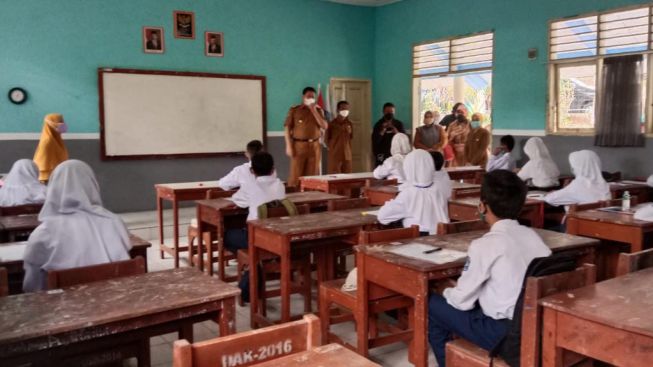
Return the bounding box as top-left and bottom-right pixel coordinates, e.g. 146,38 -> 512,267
519,138 -> 560,188
634,203 -> 653,221
544,150 -> 610,206
647,174 -> 653,188
0,159 -> 46,206
374,133 -> 412,183
23,160 -> 131,292
390,133 -> 412,160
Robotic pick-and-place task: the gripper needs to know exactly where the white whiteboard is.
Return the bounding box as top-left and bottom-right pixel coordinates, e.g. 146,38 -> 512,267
99,69 -> 265,159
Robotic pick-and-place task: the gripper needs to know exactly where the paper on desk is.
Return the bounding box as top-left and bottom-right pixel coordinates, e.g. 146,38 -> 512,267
621,180 -> 648,185
361,210 -> 380,216
527,191 -> 548,200
387,243 -> 467,264
0,242 -> 27,262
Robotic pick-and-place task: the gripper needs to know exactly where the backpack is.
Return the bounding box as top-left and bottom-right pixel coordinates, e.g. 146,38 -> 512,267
256,198 -> 298,219
489,251 -> 580,367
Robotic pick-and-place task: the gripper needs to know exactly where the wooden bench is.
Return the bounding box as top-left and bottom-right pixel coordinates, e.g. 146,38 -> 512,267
173,314 -> 321,367
0,203 -> 43,216
616,248 -> 653,276
0,267 -> 7,297
445,264 -> 596,367
47,256 -> 146,289
437,220 -> 489,235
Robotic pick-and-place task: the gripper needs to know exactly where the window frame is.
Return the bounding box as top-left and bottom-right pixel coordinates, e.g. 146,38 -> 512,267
547,4 -> 653,136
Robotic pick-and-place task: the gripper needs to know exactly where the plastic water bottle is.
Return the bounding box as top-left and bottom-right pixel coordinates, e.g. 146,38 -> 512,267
622,191 -> 631,211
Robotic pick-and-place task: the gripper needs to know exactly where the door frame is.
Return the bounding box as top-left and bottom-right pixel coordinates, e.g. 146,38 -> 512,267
329,77 -> 373,172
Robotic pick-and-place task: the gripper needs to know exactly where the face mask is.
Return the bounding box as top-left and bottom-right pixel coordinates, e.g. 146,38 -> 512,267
456,114 -> 466,122
471,121 -> 481,128
339,110 -> 350,118
424,118 -> 434,125
304,98 -> 315,106
57,122 -> 68,134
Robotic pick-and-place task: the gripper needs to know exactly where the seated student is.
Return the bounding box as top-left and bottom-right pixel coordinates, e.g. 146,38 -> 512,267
377,149 -> 449,235
544,150 -> 610,206
33,113 -> 69,182
23,160 -> 132,292
217,140 -> 264,190
373,133 -> 412,183
486,135 -> 516,172
430,151 -> 452,200
647,174 -> 653,187
428,170 -> 551,367
517,137 -> 560,189
0,159 -> 46,206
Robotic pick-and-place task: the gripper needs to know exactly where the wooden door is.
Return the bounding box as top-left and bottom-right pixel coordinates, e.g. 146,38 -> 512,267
330,79 -> 372,172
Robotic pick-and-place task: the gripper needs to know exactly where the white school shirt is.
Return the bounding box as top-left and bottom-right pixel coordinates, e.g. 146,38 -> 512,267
218,162 -> 255,190
231,175 -> 286,221
647,174 -> 653,187
517,137 -> 560,188
433,170 -> 452,200
544,150 -> 610,206
373,156 -> 406,183
486,152 -> 516,172
443,220 -> 551,320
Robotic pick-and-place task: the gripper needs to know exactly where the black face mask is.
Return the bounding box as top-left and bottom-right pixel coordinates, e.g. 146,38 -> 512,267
456,114 -> 466,122
384,113 -> 394,121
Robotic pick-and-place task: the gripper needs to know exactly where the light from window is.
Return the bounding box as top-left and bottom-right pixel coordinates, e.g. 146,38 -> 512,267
556,64 -> 596,130
413,33 -> 493,77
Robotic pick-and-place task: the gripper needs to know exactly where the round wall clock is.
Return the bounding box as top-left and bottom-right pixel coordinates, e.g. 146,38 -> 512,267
8,87 -> 28,104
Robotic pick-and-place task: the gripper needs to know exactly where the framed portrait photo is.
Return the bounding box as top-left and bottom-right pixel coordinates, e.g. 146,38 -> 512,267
173,10 -> 195,39
142,26 -> 165,54
205,32 -> 224,57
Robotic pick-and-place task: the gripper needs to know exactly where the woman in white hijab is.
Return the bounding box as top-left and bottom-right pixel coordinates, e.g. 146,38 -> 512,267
377,149 -> 449,235
544,150 -> 610,206
517,138 -> 560,188
0,159 -> 46,206
373,133 -> 412,183
23,160 -> 132,292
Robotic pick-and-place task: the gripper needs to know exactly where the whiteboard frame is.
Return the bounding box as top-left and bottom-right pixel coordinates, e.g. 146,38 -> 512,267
98,67 -> 267,160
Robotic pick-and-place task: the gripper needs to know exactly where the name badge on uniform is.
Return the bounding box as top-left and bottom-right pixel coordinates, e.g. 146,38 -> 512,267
298,119 -> 303,124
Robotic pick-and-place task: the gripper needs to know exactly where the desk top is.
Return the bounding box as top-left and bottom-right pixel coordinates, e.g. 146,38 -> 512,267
299,172 -> 375,182
253,343 -> 380,367
445,166 -> 484,173
0,268 -> 239,350
356,228 -> 599,273
566,208 -> 653,228
0,214 -> 40,232
449,196 -> 542,207
365,181 -> 480,194
249,208 -> 377,237
155,181 -> 221,191
196,191 -> 346,210
540,267 -> 653,338
610,181 -> 652,191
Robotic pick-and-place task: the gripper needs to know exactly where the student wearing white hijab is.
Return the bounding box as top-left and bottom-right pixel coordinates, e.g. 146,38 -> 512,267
373,133 -> 412,183
431,151 -> 452,200
0,159 -> 46,206
647,174 -> 653,187
544,150 -> 610,206
517,137 -> 560,188
23,160 -> 132,292
377,149 -> 449,235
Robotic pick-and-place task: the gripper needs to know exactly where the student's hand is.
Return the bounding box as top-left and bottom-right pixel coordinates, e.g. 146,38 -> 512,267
493,146 -> 504,156
285,145 -> 295,158
431,278 -> 457,294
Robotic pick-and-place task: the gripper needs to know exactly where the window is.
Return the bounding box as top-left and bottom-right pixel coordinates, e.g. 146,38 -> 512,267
549,6 -> 652,134
413,32 -> 493,130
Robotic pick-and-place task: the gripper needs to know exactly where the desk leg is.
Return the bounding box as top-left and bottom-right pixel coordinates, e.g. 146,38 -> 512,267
173,198 -> 180,268
631,233 -> 644,253
250,227 -> 260,329
414,275 -> 429,367
356,252 -> 370,358
219,297 -> 236,336
280,240 -> 291,323
565,217 -> 579,235
157,194 -> 164,252
542,308 -> 564,367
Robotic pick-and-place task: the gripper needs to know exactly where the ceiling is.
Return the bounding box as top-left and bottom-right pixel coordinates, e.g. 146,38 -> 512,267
323,0 -> 403,7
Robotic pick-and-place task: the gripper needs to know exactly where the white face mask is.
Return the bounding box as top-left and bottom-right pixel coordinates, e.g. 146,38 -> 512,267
339,110 -> 350,118
304,97 -> 315,106
424,118 -> 434,125
57,122 -> 68,134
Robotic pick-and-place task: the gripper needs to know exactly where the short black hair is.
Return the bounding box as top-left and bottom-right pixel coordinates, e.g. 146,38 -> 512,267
246,140 -> 263,155
430,151 -> 444,171
337,100 -> 349,109
383,102 -> 395,110
251,152 -> 274,176
451,102 -> 463,113
302,86 -> 316,95
500,135 -> 515,151
480,170 -> 527,220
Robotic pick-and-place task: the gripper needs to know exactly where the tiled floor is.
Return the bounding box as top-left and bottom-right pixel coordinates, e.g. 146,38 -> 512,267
121,208 -> 437,367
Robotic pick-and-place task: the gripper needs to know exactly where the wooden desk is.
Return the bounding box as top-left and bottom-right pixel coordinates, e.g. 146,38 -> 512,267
363,181 -> 481,206
252,343 -> 380,367
155,181 -> 235,267
356,229 -> 598,367
0,204 -> 42,217
0,268 -> 239,366
566,208 -> 653,253
0,234 -> 152,295
299,172 -> 375,196
610,180 -> 652,202
445,166 -> 484,182
448,196 -> 545,228
195,191 -> 346,278
248,208 -> 378,327
541,267 -> 653,367
0,215 -> 40,243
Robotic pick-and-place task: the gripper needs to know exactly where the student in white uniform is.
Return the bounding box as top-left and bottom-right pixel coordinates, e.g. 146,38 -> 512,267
428,170 -> 551,367
430,151 -> 452,200
544,150 -> 610,206
486,135 -> 516,172
373,133 -> 412,183
647,174 -> 653,187
0,159 -> 46,206
517,137 -> 560,188
377,149 -> 449,235
217,140 -> 264,190
22,160 -> 132,292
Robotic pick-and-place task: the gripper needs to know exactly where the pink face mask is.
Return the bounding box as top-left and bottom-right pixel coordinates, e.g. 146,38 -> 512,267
57,122 -> 68,134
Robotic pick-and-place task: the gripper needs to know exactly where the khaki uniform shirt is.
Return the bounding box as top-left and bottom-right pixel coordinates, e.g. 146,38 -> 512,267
326,117 -> 353,161
284,105 -> 323,141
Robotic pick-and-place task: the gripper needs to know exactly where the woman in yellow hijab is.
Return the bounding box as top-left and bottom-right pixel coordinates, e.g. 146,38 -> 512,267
33,113 -> 69,182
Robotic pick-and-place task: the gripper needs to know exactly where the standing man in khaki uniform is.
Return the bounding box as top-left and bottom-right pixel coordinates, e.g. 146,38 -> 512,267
326,100 -> 353,174
284,86 -> 328,187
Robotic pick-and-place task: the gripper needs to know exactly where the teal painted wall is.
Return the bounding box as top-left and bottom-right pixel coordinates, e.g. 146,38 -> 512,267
0,0 -> 374,133
373,0 -> 653,130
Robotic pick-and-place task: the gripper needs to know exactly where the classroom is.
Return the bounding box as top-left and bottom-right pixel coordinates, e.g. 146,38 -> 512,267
1,0 -> 653,366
